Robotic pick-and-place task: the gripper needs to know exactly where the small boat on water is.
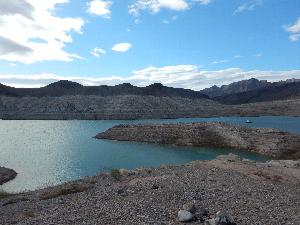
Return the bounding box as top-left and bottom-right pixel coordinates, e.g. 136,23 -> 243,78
246,120 -> 253,123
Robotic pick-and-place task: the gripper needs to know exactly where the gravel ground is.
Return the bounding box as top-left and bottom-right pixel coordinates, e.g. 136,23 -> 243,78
0,155 -> 299,225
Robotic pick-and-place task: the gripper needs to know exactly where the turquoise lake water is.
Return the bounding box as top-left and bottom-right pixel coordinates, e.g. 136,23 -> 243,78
0,116 -> 299,192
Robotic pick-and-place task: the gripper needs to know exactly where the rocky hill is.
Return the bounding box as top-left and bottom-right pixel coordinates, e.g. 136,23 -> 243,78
214,81 -> 300,105
0,79 -> 300,119
0,81 -> 208,99
200,78 -> 270,98
1,95 -> 300,120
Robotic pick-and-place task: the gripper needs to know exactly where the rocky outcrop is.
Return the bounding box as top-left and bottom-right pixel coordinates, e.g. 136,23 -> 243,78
96,122 -> 300,159
0,167 -> 17,185
201,78 -> 270,98
214,81 -> 300,105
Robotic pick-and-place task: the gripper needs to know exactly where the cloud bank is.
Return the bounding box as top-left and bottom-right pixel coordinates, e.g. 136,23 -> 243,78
0,66 -> 299,90
0,0 -> 84,64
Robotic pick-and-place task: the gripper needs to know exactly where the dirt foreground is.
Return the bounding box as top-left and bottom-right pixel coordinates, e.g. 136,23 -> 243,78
0,154 -> 299,225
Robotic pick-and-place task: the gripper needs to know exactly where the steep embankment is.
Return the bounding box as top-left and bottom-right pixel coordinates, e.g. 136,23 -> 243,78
1,95 -> 300,120
96,122 -> 300,159
0,167 -> 17,185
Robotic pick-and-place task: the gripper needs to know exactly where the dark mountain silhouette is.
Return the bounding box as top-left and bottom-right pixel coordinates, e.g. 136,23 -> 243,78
0,80 -> 208,99
214,81 -> 300,105
200,78 -> 270,98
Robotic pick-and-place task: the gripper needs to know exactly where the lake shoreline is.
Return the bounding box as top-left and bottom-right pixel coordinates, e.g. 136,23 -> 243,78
96,122 -> 300,159
0,154 -> 299,224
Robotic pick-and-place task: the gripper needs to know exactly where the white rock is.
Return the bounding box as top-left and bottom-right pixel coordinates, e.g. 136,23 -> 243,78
178,210 -> 194,222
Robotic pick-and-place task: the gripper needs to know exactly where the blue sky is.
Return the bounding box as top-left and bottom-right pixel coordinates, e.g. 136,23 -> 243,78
0,0 -> 299,89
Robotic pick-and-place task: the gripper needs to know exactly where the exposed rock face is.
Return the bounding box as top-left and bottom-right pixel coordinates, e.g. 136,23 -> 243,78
0,95 -> 229,120
96,122 -> 300,159
201,78 -> 270,98
214,81 -> 300,105
0,167 -> 17,185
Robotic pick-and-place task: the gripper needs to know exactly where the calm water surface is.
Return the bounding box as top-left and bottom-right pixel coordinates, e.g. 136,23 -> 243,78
0,116 -> 299,192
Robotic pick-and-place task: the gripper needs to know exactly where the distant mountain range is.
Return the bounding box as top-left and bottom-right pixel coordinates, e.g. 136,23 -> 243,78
0,78 -> 299,120
204,78 -> 300,105
1,78 -> 299,105
0,80 -> 208,99
200,78 -> 271,98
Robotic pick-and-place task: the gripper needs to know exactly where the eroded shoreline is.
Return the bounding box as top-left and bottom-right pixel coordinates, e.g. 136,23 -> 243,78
96,122 -> 300,159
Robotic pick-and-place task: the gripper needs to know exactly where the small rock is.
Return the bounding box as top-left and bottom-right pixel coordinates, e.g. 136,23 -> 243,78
205,211 -> 236,225
195,208 -> 209,219
116,189 -> 127,197
151,183 -> 159,190
119,169 -> 130,176
182,203 -> 196,213
178,210 -> 194,222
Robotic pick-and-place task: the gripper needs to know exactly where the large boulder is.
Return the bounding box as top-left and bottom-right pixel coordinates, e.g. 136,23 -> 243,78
0,167 -> 17,185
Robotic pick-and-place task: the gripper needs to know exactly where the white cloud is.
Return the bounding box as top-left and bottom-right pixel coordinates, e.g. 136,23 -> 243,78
0,0 -> 84,64
129,0 -> 189,16
255,52 -> 263,57
128,0 -> 212,17
284,17 -> 300,42
234,55 -> 242,58
0,0 -> 34,19
1,66 -> 299,90
233,0 -> 262,15
112,43 -> 132,52
90,47 -> 106,57
192,0 -> 212,5
87,0 -> 112,18
212,59 -> 229,64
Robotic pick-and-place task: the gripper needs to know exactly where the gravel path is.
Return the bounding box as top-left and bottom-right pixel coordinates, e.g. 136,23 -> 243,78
0,155 -> 299,225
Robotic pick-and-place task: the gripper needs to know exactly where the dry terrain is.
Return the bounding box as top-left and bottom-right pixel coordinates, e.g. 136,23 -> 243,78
0,155 -> 299,225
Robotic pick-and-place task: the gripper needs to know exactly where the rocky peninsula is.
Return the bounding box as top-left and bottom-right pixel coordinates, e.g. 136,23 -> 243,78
96,122 -> 300,159
0,155 -> 299,225
0,167 -> 17,185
